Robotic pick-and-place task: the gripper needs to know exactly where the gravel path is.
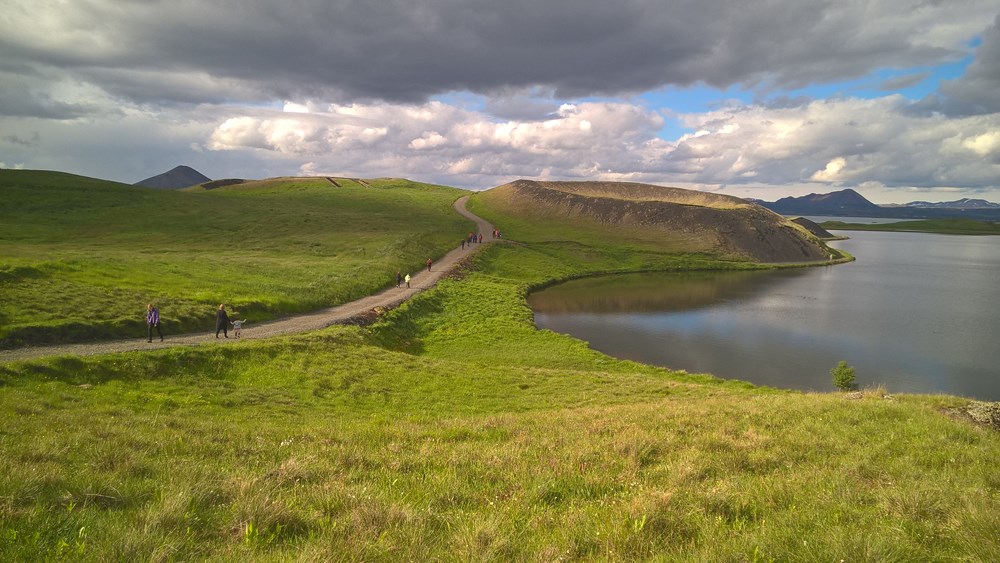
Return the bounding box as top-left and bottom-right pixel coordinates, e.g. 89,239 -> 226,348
0,196 -> 495,363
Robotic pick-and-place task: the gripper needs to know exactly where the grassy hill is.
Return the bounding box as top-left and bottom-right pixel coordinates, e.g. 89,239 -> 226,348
473,180 -> 839,263
0,173 -> 996,560
0,170 -> 472,347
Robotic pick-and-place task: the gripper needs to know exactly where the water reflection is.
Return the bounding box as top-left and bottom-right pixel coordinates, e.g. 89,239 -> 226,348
530,232 -> 1000,400
529,270 -> 809,314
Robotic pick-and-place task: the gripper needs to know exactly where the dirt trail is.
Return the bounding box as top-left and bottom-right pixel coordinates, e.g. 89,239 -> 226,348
0,197 -> 494,363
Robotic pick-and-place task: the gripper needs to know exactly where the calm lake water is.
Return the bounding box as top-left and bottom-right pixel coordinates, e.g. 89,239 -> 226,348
529,231 -> 1000,400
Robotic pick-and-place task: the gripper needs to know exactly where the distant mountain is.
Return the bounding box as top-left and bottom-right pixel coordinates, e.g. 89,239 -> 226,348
134,165 -> 210,189
759,189 -> 1000,220
762,189 -> 883,216
901,198 -> 1000,209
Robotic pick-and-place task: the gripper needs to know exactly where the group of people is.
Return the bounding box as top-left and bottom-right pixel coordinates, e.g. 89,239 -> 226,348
214,303 -> 246,338
394,258 -> 434,289
144,302 -> 247,342
462,232 -> 483,249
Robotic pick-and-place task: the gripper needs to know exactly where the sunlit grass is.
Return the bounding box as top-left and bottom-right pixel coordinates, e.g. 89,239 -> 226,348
1,172 -> 997,560
0,171 -> 471,346
2,323 -> 996,560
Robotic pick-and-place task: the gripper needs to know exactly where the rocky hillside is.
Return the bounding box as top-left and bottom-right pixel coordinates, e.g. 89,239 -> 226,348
484,180 -> 834,263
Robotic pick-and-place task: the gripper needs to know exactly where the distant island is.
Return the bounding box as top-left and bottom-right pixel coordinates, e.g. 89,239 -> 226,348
820,218 -> 1000,236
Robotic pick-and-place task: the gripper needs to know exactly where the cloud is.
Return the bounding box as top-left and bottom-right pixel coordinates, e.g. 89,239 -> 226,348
2,132 -> 40,147
2,0 -> 996,111
661,96 -> 1000,189
1,0 -> 997,201
810,157 -> 848,182
936,14 -> 1000,115
199,94 -> 1000,192
878,72 -> 931,91
0,74 -> 102,119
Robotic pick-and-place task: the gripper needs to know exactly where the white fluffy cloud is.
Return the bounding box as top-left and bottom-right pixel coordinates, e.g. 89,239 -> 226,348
202,100 -> 668,183
661,97 -> 1000,191
199,95 -> 1000,200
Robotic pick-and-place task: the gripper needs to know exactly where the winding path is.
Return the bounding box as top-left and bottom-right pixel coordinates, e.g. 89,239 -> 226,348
0,197 -> 495,363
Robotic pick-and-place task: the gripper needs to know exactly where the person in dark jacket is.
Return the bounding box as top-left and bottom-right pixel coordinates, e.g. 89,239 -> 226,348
146,303 -> 163,342
216,304 -> 230,338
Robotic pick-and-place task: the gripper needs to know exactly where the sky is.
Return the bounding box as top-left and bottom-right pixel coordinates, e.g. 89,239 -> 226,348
1,0 -> 999,203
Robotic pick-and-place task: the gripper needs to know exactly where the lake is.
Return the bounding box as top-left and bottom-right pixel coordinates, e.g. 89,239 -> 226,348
529,231 -> 1000,400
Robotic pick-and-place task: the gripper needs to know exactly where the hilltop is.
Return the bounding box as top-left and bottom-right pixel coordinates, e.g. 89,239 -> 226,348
790,216 -> 839,240
480,180 -> 834,263
134,165 -> 211,189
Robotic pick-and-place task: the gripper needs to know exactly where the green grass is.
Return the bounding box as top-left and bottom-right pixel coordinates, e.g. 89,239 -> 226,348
0,174 -> 997,560
2,276 -> 997,560
821,218 -> 1000,235
0,171 -> 472,347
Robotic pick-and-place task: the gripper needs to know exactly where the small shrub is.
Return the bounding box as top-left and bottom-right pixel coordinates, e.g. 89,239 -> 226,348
831,360 -> 857,392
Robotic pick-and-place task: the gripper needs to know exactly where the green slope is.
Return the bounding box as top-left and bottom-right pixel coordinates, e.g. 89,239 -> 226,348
0,170 -> 472,347
0,171 -> 996,561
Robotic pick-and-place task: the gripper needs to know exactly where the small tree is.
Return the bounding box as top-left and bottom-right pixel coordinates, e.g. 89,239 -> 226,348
831,360 -> 857,392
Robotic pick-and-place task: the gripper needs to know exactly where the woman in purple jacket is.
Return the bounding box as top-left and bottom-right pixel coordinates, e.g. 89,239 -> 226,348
146,303 -> 163,342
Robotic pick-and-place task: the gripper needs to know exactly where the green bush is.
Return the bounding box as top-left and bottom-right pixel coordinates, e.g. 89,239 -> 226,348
831,360 -> 857,392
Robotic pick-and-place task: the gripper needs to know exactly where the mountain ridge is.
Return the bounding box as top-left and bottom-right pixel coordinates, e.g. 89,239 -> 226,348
759,189 -> 1000,220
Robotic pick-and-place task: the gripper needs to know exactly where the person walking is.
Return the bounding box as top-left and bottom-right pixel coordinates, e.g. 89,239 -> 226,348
231,318 -> 246,338
396,270 -> 402,288
426,258 -> 433,272
146,303 -> 163,342
215,304 -> 230,338
404,273 -> 411,288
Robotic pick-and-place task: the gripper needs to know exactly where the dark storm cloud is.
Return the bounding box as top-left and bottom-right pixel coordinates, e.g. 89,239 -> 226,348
4,0 -> 992,109
0,78 -> 98,119
3,132 -> 40,147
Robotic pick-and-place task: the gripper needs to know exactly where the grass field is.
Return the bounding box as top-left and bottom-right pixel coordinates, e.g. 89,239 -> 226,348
0,171 -> 472,347
821,218 -> 1000,235
0,174 -> 997,560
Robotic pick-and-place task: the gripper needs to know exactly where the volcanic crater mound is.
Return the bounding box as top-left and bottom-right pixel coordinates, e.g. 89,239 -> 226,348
485,180 -> 833,263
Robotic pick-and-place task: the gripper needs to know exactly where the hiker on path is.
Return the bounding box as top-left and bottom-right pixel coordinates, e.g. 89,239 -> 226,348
427,258 -> 433,272
396,271 -> 402,288
461,239 -> 465,249
231,318 -> 246,338
478,233 -> 483,243
146,303 -> 163,342
215,304 -> 230,338
404,273 -> 411,288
